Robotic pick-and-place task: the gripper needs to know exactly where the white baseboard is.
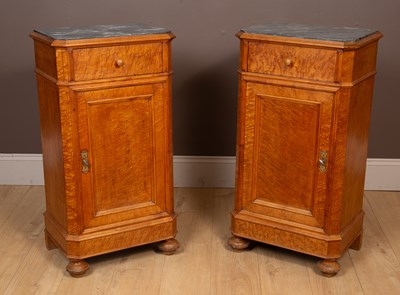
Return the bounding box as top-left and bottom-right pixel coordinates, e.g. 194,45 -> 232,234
364,159 -> 400,191
0,154 -> 399,191
173,156 -> 236,188
0,154 -> 44,185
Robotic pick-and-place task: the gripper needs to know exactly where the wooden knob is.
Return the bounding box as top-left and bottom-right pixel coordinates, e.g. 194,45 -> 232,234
115,59 -> 124,68
284,58 -> 294,67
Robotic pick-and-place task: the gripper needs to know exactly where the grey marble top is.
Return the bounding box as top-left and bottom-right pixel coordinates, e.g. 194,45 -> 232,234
241,23 -> 378,42
34,24 -> 171,40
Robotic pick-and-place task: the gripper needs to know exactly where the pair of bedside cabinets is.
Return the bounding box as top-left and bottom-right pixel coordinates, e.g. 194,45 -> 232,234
31,24 -> 382,277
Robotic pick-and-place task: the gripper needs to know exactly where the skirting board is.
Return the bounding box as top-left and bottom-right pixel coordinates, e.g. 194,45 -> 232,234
0,154 -> 399,190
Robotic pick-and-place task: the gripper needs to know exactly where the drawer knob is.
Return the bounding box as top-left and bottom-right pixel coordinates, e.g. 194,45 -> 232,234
115,59 -> 124,68
284,58 -> 294,67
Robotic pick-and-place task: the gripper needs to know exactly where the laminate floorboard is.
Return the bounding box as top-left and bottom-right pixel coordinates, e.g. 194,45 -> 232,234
0,186 -> 399,294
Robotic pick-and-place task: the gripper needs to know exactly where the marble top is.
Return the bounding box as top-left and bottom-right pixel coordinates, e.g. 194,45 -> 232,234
34,24 -> 171,40
241,23 -> 378,42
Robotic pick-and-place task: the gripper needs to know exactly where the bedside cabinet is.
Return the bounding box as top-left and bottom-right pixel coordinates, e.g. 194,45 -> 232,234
229,24 -> 382,276
31,24 -> 179,277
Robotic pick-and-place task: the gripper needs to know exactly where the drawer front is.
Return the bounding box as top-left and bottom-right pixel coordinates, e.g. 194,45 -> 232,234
72,43 -> 163,81
247,42 -> 338,82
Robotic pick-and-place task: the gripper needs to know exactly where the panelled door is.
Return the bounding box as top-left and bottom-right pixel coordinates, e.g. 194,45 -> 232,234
240,81 -> 336,230
73,82 -> 169,230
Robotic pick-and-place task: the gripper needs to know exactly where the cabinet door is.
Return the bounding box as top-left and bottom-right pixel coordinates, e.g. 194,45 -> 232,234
74,82 -> 170,230
240,82 -> 335,229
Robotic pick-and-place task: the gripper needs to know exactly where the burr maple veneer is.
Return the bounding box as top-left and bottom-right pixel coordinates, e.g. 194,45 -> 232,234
31,24 -> 179,277
229,24 -> 382,277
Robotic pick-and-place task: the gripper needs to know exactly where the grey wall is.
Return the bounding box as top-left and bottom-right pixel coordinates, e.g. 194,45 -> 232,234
1,0 -> 399,157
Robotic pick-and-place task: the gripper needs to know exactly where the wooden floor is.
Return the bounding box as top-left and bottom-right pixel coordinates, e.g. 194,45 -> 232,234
0,186 -> 399,294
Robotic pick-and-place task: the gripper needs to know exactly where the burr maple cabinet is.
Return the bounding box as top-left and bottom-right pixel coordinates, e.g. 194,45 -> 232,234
229,24 -> 382,276
30,24 -> 179,277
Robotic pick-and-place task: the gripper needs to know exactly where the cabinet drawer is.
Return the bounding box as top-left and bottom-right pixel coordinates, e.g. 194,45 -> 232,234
247,42 -> 338,82
71,43 -> 163,81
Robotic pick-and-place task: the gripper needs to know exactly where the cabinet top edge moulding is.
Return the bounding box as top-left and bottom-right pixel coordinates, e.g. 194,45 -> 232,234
30,23 -> 176,47
238,23 -> 382,49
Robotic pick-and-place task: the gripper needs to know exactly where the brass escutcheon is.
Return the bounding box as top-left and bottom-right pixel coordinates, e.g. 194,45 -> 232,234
319,150 -> 328,173
80,150 -> 90,173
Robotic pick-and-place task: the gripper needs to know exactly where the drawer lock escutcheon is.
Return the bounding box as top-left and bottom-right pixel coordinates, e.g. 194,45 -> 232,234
319,150 -> 328,173
81,150 -> 90,173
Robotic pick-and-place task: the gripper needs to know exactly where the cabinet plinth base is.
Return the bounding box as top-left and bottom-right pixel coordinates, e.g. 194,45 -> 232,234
44,230 -> 57,250
66,259 -> 89,277
349,232 -> 363,251
45,215 -> 177,277
317,259 -> 341,277
157,238 -> 180,255
228,236 -> 251,252
231,212 -> 364,276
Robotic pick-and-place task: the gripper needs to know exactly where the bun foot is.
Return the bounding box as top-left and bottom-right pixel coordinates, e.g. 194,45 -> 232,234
157,238 -> 180,255
228,236 -> 251,252
317,259 -> 341,277
66,259 -> 89,277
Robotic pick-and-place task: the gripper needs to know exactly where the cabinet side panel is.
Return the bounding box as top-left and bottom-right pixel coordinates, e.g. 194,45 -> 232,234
239,40 -> 249,72
234,75 -> 248,212
341,77 -> 375,228
162,41 -> 172,72
339,43 -> 378,83
164,76 -> 174,214
352,43 -> 378,82
36,75 -> 67,229
33,41 -> 57,79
